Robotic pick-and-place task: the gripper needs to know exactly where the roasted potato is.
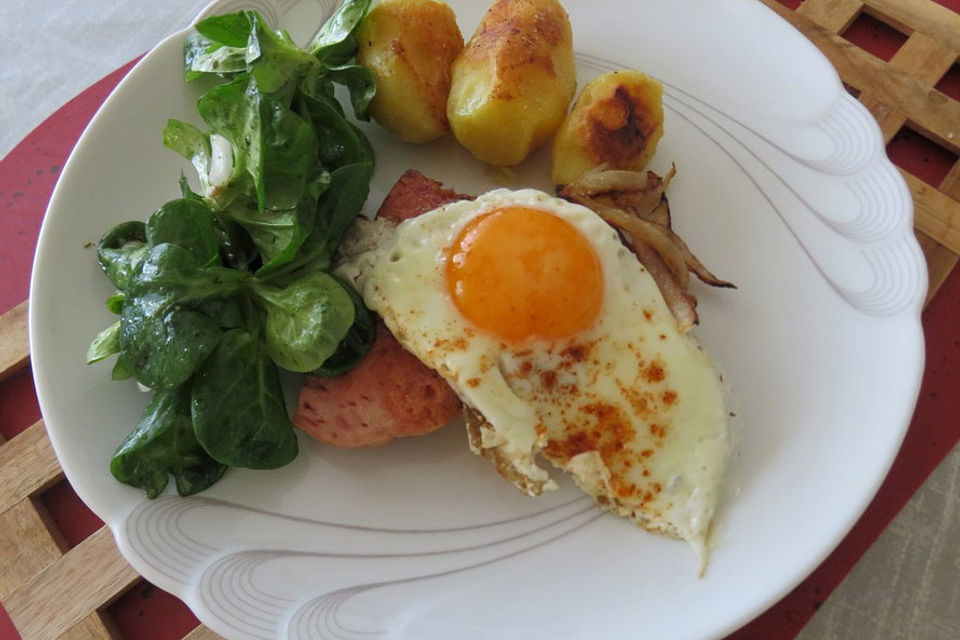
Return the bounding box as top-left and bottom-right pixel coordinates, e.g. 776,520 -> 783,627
357,0 -> 463,143
447,0 -> 577,166
552,70 -> 664,185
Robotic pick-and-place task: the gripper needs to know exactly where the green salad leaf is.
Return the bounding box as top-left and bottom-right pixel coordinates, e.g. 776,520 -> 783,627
184,12 -> 251,81
309,0 -> 371,64
191,326 -> 298,469
111,386 -> 227,499
325,63 -> 376,121
119,288 -> 222,390
145,199 -> 221,267
193,11 -> 251,48
132,242 -> 249,306
97,221 -> 149,290
163,122 -> 214,197
312,274 -> 375,377
89,1 -> 378,499
196,74 -> 323,214
87,320 -> 122,364
253,270 -> 355,373
299,74 -> 374,167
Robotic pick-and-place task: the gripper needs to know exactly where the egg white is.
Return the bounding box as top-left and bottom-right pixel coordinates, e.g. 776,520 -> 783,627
346,188 -> 729,568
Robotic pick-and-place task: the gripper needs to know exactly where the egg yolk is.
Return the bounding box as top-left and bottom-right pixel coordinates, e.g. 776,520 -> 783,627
445,206 -> 604,341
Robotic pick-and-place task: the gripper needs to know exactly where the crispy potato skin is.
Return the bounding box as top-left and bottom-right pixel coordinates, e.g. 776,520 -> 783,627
357,0 -> 463,143
447,0 -> 576,166
552,70 -> 665,185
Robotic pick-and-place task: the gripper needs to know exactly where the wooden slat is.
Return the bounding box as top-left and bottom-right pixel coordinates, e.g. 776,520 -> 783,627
850,24 -> 960,300
859,93 -> 901,140
851,23 -> 960,300
858,31 -> 958,140
907,170 -> 960,256
0,499 -> 65,601
181,626 -> 227,640
4,527 -> 139,640
55,612 -> 117,640
923,160 -> 960,301
853,46 -> 959,152
938,161 -> 960,210
918,230 -> 959,301
761,0 -> 960,154
889,31 -> 960,84
798,0 -> 863,33
761,0 -> 960,302
0,421 -> 63,514
864,0 -> 960,46
0,300 -> 29,381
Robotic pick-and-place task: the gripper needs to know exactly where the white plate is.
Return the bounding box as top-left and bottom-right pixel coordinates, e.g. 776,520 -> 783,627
30,0 -> 926,638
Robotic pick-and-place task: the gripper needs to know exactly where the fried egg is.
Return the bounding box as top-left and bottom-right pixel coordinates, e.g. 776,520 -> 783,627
345,188 -> 729,568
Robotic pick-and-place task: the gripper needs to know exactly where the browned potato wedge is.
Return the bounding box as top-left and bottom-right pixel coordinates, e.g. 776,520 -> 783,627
552,70 -> 665,185
357,0 -> 463,143
447,0 -> 576,166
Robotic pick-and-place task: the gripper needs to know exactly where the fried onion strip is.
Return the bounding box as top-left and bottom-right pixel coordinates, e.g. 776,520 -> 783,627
558,166 -> 734,329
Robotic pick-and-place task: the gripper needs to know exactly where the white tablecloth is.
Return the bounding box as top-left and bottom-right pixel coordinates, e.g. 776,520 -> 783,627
1,0 -> 209,159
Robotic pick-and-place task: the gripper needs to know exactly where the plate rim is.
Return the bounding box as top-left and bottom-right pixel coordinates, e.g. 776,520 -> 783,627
28,0 -> 928,638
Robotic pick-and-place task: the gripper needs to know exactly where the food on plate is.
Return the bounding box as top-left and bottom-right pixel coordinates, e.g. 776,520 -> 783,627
88,0 -> 734,571
559,167 -> 735,331
446,0 -> 577,166
338,185 -> 730,568
294,170 -> 468,447
375,168 -> 472,222
552,70 -> 666,186
87,2 -> 379,499
295,320 -> 463,446
357,0 -> 464,142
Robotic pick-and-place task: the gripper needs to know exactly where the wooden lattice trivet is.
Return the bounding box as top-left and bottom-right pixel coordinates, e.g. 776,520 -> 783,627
0,301 -> 223,640
761,0 -> 960,301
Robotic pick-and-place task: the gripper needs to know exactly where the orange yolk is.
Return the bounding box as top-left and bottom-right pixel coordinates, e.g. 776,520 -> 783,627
445,207 -> 604,342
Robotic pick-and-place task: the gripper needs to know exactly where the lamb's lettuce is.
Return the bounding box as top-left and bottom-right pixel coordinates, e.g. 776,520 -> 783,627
119,287 -> 222,390
324,63 -> 376,121
252,270 -> 355,373
163,122 -> 214,197
311,274 -> 375,378
97,221 -> 149,290
184,12 -> 251,80
87,320 -> 121,364
110,386 -> 227,499
309,0 -> 371,65
88,1 -> 377,499
191,326 -> 298,469
145,199 -> 221,267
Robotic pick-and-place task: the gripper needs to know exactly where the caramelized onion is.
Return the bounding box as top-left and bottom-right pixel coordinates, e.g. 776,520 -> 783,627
628,236 -> 700,332
558,166 -> 734,330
